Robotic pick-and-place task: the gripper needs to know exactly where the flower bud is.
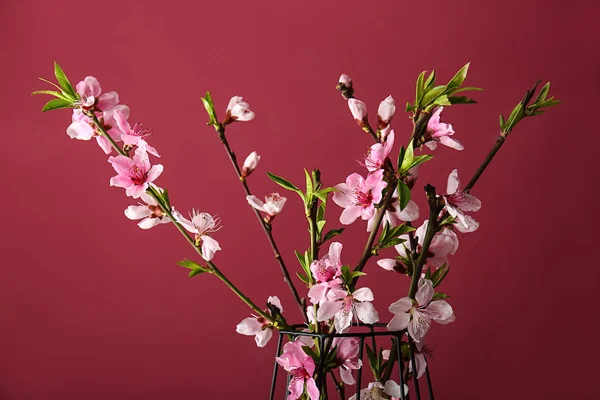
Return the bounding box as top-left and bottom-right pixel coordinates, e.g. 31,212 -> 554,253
336,74 -> 354,100
377,95 -> 396,130
348,98 -> 368,128
242,151 -> 260,178
224,96 -> 255,124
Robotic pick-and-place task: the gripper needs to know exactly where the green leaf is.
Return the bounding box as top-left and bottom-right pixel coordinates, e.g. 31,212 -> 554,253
535,82 -> 550,104
201,91 -> 217,124
448,96 -> 476,105
499,114 -> 506,130
365,344 -> 380,380
340,265 -> 352,285
420,85 -> 447,107
432,95 -> 451,106
188,268 -> 207,278
405,101 -> 413,112
431,264 -> 450,288
388,224 -> 416,237
177,259 -> 208,278
322,228 -> 345,243
31,90 -> 70,101
350,271 -> 367,281
408,154 -> 433,171
415,71 -> 426,106
505,103 -> 524,131
295,250 -> 308,270
41,98 -> 73,112
379,238 -> 406,249
266,172 -> 302,193
432,292 -> 449,300
399,140 -> 414,173
447,86 -> 483,95
177,259 -> 203,269
317,220 -> 326,234
53,62 -> 76,98
424,70 -> 436,91
397,180 -> 411,211
304,169 -> 314,199
447,62 -> 470,89
296,272 -> 311,285
302,345 -> 319,362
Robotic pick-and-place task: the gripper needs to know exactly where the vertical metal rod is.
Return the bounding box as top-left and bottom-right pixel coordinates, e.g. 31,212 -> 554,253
355,337 -> 365,400
424,356 -> 435,400
408,337 -> 422,400
269,333 -> 284,400
369,325 -> 377,354
396,336 -> 407,400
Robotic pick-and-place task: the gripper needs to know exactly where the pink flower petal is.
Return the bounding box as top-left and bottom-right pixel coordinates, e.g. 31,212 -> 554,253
236,316 -> 262,335
387,312 -> 411,331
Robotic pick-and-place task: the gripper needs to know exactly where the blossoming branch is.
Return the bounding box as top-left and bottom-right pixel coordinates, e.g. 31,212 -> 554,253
34,62 -> 558,400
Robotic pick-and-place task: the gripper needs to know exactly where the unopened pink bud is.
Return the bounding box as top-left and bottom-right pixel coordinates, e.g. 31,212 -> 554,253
242,151 -> 260,177
348,98 -> 368,127
339,74 -> 352,87
377,95 -> 396,129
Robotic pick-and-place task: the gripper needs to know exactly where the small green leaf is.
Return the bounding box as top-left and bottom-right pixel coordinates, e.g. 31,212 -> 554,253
365,344 -> 380,380
302,345 -> 319,362
535,82 -> 550,104
405,101 -> 413,112
415,71 -> 426,106
201,91 -> 217,124
424,70 -> 436,90
397,180 -> 411,211
400,140 -> 415,173
177,259 -> 203,269
420,85 -> 447,107
41,98 -> 73,112
295,250 -> 308,270
408,154 -> 433,171
432,292 -> 449,300
432,95 -> 452,106
31,90 -> 70,101
431,264 -> 450,288
296,272 -> 311,285
448,96 -> 476,105
447,62 -> 470,89
499,114 -> 506,130
322,228 -> 345,243
388,224 -> 416,237
447,86 -> 483,95
188,268 -> 207,278
317,220 -> 326,234
317,202 -> 326,222
266,172 -> 302,193
505,103 -> 524,132
53,62 -> 76,98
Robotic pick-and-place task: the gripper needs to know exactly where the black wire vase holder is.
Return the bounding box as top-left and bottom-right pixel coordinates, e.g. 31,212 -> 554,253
269,322 -> 435,400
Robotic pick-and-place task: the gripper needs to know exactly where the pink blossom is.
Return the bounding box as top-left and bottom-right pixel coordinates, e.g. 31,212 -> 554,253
425,107 -> 463,151
348,98 -> 368,127
247,193 -> 287,219
387,279 -> 455,342
377,95 -> 396,130
175,210 -> 222,261
339,74 -> 352,87
236,296 -> 282,347
275,341 -> 320,400
332,337 -> 362,385
308,242 -> 343,304
124,191 -> 172,229
224,96 -> 255,124
112,107 -> 159,157
393,221 -> 459,268
363,129 -> 394,172
75,76 -> 118,111
317,287 -> 379,332
349,380 -> 408,400
366,188 -> 419,232
108,145 -> 163,198
444,169 -> 481,232
333,170 -> 388,225
242,151 -> 260,178
380,125 -> 392,142
66,109 -> 121,155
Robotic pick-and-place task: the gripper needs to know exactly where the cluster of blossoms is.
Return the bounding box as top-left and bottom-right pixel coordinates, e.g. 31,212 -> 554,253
40,61 -> 551,400
63,76 -> 260,262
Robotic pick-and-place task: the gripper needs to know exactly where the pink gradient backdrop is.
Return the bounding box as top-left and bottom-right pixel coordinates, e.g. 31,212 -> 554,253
1,0 -> 599,398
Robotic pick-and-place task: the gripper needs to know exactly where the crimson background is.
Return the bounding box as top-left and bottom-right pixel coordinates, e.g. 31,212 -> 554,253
1,0 -> 599,399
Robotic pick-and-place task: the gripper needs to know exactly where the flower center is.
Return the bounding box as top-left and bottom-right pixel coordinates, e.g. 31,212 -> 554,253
131,122 -> 151,138
290,367 -> 310,380
129,164 -> 147,185
148,204 -> 164,218
354,188 -> 373,207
